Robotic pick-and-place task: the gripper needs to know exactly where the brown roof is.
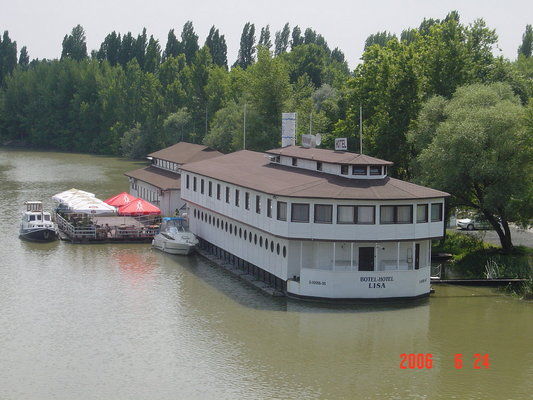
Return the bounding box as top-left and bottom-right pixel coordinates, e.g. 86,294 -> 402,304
266,146 -> 394,165
181,151 -> 449,200
124,166 -> 180,190
148,142 -> 222,164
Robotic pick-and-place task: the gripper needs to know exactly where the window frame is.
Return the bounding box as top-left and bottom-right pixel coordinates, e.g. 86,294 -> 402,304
277,201 -> 287,221
314,204 -> 333,224
291,203 -> 310,223
186,174 -> 190,189
316,161 -> 323,171
340,165 -> 349,175
352,165 -> 367,176
292,157 -> 298,166
267,199 -> 272,218
193,177 -> 197,192
417,204 -> 428,223
235,189 -> 240,207
256,195 -> 261,214
380,205 -> 413,224
245,192 -> 250,210
431,203 -> 443,222
200,179 -> 204,194
369,165 -> 382,176
216,183 -> 221,200
225,186 -> 230,203
208,181 -> 212,197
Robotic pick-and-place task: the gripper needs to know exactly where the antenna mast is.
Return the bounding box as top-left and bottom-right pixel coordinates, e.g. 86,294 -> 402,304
243,103 -> 247,150
359,104 -> 363,154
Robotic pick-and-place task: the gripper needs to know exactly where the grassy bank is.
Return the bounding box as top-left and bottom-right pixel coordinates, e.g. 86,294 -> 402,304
433,232 -> 533,299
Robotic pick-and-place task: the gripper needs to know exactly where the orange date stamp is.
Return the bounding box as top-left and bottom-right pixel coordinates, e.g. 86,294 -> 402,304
399,353 -> 490,369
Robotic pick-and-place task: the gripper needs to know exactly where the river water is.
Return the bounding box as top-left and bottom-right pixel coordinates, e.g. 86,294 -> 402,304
0,148 -> 531,400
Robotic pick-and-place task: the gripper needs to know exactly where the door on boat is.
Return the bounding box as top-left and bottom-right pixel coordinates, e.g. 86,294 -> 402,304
415,243 -> 420,270
358,247 -> 375,271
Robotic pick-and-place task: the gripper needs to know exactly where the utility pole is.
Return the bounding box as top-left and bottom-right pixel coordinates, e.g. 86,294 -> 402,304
359,104 -> 363,154
243,103 -> 247,150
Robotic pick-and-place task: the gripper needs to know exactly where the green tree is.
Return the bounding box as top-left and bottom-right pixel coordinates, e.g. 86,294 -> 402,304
234,22 -> 255,69
518,24 -> 533,58
205,26 -> 227,69
274,23 -> 290,56
144,35 -> 161,73
133,28 -> 147,68
291,26 -> 303,48
413,83 -> 532,252
18,46 -> 29,68
119,32 -> 135,66
181,21 -> 199,64
0,31 -> 18,86
96,31 -> 121,65
258,25 -> 272,50
163,108 -> 192,144
120,123 -> 146,158
61,25 -> 88,61
364,31 -> 396,49
163,29 -> 181,60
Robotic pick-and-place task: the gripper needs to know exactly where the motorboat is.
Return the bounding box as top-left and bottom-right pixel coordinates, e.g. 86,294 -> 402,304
152,217 -> 198,255
19,201 -> 58,242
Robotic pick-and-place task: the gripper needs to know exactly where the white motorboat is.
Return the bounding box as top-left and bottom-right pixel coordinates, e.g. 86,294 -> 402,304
19,201 -> 58,242
152,217 -> 198,255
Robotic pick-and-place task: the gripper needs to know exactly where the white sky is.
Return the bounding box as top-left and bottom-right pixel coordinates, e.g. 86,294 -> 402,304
2,0 -> 531,68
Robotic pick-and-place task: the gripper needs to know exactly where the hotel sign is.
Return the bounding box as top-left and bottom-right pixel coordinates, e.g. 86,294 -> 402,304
335,138 -> 348,151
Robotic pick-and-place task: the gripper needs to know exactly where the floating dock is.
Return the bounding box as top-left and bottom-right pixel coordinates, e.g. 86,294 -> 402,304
56,213 -> 159,243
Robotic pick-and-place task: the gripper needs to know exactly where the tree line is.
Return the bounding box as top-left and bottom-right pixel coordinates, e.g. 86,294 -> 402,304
0,13 -> 531,250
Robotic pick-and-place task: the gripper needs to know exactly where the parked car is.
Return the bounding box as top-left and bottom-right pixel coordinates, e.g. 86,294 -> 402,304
456,217 -> 492,230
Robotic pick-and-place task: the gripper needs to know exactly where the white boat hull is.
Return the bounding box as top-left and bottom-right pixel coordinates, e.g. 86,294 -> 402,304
152,235 -> 196,255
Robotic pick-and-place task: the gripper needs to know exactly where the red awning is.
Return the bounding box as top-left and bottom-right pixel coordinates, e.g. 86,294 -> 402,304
118,198 -> 161,216
104,192 -> 137,207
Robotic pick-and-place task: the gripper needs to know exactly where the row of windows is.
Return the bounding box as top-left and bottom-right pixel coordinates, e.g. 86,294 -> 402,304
186,174 -> 443,225
153,158 -> 179,172
193,208 -> 287,258
279,157 -> 386,176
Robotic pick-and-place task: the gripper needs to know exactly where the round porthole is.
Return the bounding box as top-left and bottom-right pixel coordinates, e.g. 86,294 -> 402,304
283,246 -> 287,258
276,243 -> 280,255
254,234 -> 257,245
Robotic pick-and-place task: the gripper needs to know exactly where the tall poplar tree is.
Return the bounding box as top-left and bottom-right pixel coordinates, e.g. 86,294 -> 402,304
258,25 -> 272,49
518,24 -> 533,58
144,35 -> 161,73
18,46 -> 29,68
163,29 -> 181,60
205,26 -> 227,69
234,22 -> 255,69
181,21 -> 199,64
61,25 -> 88,61
274,23 -> 290,55
0,31 -> 17,85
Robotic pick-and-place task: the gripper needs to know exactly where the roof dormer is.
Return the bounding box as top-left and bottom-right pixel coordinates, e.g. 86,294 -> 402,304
266,146 -> 392,179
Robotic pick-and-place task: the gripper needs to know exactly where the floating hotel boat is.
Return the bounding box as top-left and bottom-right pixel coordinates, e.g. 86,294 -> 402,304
152,217 -> 198,255
19,201 -> 58,242
179,143 -> 450,301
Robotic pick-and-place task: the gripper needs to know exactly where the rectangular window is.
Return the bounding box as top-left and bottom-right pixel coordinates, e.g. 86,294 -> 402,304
357,206 -> 375,224
186,174 -> 190,189
352,166 -> 367,175
291,203 -> 310,222
216,183 -> 221,200
337,205 -> 355,224
208,181 -> 212,197
200,179 -> 204,194
225,187 -> 230,203
380,205 -> 413,224
256,195 -> 261,214
193,177 -> 197,192
431,203 -> 443,222
292,157 -> 298,166
369,166 -> 382,175
380,206 -> 395,224
277,201 -> 287,221
314,204 -> 332,223
341,165 -> 349,175
417,204 -> 428,223
267,199 -> 272,218
235,190 -> 240,206
397,205 -> 413,223
316,161 -> 322,171
245,192 -> 250,210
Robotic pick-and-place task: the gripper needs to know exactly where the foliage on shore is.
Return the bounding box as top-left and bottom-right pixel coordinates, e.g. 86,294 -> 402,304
433,231 -> 532,298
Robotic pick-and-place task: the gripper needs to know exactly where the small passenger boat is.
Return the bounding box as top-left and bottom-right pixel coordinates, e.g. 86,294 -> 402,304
19,201 -> 58,242
152,217 -> 198,255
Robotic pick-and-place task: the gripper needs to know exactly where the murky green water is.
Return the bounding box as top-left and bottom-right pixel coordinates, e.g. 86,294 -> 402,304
0,148 -> 531,400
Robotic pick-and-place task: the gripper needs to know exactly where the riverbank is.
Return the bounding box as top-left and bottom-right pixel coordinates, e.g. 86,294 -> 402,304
433,232 -> 533,299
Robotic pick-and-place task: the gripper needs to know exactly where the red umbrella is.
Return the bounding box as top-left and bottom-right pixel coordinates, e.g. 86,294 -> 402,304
118,198 -> 161,216
104,192 -> 137,207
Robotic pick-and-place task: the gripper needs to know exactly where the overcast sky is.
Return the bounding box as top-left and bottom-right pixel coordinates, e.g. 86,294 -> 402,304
2,0 -> 531,68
